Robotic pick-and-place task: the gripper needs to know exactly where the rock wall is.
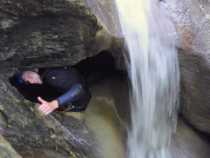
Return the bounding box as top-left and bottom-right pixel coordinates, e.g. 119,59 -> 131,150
0,0 -> 115,157
0,135 -> 22,158
171,119 -> 210,158
0,0 -> 115,71
163,0 -> 210,134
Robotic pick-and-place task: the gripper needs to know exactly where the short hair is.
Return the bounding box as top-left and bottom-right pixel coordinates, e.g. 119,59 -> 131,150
11,72 -> 24,86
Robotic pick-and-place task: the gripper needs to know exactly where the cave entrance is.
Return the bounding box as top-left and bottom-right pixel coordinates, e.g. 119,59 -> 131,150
9,51 -> 121,105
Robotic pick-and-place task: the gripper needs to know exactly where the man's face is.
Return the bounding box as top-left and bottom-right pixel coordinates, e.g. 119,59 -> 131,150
22,71 -> 43,84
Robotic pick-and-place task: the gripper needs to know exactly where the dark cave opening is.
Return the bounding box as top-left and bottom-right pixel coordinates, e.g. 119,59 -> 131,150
73,51 -> 123,85
9,51 -> 124,107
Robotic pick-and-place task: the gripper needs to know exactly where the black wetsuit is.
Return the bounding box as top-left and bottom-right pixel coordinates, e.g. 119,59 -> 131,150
10,67 -> 91,112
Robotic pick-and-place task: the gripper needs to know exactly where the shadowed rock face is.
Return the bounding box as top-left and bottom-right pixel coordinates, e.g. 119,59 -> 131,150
179,50 -> 210,134
0,0 -> 116,71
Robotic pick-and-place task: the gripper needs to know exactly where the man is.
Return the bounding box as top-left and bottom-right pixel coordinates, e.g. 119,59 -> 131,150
10,67 -> 91,115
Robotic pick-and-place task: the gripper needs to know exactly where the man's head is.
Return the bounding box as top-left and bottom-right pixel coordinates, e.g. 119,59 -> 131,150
22,71 -> 43,84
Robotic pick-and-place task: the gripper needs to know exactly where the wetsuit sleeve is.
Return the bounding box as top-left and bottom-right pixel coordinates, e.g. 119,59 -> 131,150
57,84 -> 83,108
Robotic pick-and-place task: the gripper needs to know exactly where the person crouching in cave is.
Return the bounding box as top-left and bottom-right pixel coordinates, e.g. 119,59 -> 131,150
10,67 -> 91,115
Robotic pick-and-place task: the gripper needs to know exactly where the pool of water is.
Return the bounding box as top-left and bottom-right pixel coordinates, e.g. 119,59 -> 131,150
84,76 -> 128,158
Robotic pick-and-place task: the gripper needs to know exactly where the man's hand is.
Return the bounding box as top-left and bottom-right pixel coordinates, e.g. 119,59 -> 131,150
37,97 -> 59,115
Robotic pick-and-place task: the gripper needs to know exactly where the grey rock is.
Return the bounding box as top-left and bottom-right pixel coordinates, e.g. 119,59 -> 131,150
171,119 -> 210,158
0,135 -> 22,158
0,0 -> 113,157
0,0 -> 115,70
162,0 -> 210,134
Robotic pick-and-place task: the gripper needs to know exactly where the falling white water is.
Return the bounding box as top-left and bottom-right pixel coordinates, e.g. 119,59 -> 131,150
114,0 -> 180,158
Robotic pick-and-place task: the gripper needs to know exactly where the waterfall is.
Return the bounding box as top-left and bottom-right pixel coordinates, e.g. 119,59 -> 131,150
114,0 -> 180,158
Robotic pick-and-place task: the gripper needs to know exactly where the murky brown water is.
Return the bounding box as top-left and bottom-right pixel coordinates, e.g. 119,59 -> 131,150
84,76 -> 128,158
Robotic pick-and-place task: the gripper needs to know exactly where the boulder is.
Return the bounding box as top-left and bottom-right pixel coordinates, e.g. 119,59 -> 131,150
162,0 -> 210,134
171,119 -> 210,158
0,0 -> 115,70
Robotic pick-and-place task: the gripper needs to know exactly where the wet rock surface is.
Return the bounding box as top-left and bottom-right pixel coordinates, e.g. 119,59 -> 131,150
162,0 -> 210,134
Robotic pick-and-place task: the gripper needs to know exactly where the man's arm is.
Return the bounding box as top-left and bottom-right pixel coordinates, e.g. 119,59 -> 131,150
37,84 -> 83,115
57,84 -> 82,107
